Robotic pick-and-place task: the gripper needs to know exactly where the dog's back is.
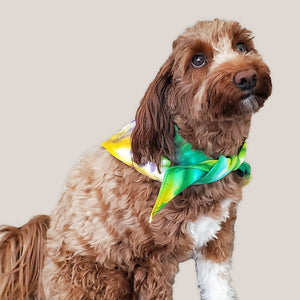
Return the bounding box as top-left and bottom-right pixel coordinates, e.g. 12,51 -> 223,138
0,215 -> 50,300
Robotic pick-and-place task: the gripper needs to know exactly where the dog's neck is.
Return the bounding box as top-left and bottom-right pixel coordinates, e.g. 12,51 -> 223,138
175,116 -> 251,158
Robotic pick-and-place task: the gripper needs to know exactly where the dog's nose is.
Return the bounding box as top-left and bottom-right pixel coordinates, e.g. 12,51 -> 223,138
233,69 -> 258,90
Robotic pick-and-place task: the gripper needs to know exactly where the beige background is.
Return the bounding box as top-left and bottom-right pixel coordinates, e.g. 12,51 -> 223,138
0,1 -> 299,299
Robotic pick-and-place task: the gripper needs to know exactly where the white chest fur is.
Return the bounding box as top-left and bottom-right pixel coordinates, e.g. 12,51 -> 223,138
188,199 -> 232,250
187,199 -> 237,300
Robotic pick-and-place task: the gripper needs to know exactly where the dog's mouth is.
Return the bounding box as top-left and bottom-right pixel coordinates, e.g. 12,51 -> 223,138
239,93 -> 263,114
220,91 -> 268,118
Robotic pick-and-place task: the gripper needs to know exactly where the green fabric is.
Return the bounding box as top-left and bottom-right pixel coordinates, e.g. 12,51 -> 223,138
102,121 -> 251,223
149,127 -> 250,222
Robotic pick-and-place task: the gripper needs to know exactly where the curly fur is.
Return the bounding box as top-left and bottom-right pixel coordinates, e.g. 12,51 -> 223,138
0,19 -> 272,299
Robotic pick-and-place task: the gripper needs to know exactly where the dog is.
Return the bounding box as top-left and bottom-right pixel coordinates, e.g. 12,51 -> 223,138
0,19 -> 272,300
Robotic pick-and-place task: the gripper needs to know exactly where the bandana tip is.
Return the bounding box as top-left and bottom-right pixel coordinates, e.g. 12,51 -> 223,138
149,215 -> 153,224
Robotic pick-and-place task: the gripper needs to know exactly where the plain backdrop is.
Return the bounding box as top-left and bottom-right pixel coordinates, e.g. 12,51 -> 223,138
0,1 -> 299,299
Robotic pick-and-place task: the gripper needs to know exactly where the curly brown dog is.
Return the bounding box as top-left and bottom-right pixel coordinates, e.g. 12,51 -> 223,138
0,19 -> 272,300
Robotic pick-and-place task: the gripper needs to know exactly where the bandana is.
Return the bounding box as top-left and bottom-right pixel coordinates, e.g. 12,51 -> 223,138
102,121 -> 251,223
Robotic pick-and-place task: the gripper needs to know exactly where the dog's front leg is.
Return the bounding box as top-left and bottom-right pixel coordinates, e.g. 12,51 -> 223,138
192,202 -> 238,300
194,254 -> 237,300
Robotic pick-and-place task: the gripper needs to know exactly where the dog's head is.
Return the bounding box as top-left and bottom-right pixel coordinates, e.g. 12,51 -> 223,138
131,19 -> 272,167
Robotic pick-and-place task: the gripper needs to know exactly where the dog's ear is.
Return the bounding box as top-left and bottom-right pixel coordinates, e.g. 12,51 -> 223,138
131,55 -> 175,170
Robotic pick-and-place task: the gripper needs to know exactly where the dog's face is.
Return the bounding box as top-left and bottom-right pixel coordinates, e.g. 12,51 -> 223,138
169,20 -> 272,121
131,20 -> 272,166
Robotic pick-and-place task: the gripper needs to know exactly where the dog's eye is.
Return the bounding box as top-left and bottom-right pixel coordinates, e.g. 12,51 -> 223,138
191,54 -> 206,68
236,43 -> 247,53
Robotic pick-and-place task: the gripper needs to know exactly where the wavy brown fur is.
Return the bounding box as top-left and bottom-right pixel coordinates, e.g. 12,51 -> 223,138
0,215 -> 50,300
131,55 -> 176,169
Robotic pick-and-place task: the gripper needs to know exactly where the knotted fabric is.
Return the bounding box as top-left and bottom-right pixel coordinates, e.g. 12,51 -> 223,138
102,121 -> 251,223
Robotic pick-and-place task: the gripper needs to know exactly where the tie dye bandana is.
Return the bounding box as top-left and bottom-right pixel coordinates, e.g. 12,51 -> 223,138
102,121 -> 251,223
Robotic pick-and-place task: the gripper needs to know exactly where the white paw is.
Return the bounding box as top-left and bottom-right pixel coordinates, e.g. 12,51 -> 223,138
195,258 -> 237,300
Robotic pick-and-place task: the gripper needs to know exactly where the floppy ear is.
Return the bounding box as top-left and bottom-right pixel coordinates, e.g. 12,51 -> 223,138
131,55 -> 175,170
